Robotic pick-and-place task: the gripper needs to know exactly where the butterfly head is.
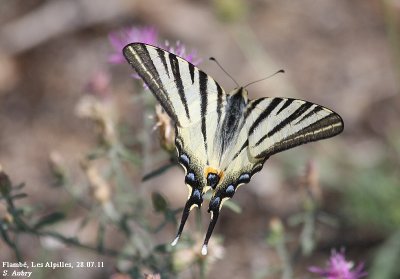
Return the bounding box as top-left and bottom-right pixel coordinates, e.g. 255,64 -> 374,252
230,87 -> 249,104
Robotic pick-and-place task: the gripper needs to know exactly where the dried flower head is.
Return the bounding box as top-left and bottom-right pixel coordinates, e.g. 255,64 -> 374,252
309,249 -> 367,279
153,104 -> 175,152
84,164 -> 111,204
75,94 -> 119,145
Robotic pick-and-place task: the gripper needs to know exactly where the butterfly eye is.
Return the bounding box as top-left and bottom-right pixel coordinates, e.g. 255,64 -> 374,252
237,173 -> 251,185
207,173 -> 220,189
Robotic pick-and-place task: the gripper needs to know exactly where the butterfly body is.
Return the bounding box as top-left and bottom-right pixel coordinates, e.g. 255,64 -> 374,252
123,43 -> 343,255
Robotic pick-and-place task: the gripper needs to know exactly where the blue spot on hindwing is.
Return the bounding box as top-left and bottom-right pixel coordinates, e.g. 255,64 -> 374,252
226,185 -> 235,196
185,172 -> 196,185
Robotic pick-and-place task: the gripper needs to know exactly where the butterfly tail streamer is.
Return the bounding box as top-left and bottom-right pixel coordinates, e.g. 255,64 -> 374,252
202,209 -> 220,255
171,199 -> 195,246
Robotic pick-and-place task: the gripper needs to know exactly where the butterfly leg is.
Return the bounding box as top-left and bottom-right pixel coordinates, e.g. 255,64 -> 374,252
171,187 -> 203,246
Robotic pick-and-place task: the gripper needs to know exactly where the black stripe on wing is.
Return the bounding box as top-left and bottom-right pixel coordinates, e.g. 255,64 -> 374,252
276,98 -> 294,115
267,102 -> 314,138
169,53 -> 191,120
237,97 -> 265,134
156,48 -> 170,78
248,98 -> 284,136
199,70 -> 209,155
188,63 -> 195,84
254,102 -> 315,147
294,105 -> 323,125
123,43 -> 181,125
216,83 -> 224,123
255,112 -> 344,158
231,139 -> 249,161
244,98 -> 265,120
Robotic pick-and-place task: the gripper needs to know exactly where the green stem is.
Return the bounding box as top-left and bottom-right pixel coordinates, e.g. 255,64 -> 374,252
276,238 -> 293,279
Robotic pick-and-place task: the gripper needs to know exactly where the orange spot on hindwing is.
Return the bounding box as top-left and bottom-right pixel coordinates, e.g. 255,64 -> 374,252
204,166 -> 224,189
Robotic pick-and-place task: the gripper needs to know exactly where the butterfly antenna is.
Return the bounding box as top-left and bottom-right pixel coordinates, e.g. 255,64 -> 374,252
209,57 -> 239,87
243,69 -> 285,89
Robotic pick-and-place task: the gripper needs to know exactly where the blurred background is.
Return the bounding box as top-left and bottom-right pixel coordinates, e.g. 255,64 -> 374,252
0,0 -> 399,278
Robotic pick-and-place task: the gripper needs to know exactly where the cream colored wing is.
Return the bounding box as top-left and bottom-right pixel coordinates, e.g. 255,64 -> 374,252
210,96 -> 344,196
124,43 -> 230,248
123,43 -> 227,129
244,97 -> 344,159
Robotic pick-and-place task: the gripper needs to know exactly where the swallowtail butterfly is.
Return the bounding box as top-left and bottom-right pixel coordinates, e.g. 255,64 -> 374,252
123,43 -> 344,255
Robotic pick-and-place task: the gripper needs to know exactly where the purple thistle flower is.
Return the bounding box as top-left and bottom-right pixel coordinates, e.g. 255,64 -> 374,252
108,27 -> 158,64
309,250 -> 367,279
163,40 -> 202,66
108,27 -> 201,67
108,26 -> 201,87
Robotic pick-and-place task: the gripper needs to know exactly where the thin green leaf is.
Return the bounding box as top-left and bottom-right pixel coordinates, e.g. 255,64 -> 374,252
0,224 -> 14,247
142,161 -> 177,181
96,223 -> 105,252
223,199 -> 242,214
152,192 -> 168,213
86,147 -> 106,160
118,214 -> 131,236
13,183 -> 26,191
117,145 -> 142,165
0,171 -> 12,195
10,193 -> 28,200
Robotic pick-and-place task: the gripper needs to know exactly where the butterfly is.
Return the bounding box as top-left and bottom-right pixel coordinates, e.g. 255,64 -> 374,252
123,43 -> 344,255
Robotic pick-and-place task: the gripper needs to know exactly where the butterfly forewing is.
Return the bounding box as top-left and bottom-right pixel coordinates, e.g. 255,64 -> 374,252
123,43 -> 227,128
